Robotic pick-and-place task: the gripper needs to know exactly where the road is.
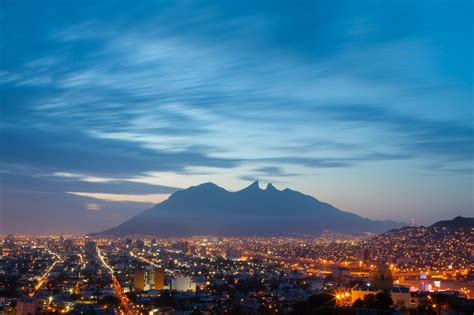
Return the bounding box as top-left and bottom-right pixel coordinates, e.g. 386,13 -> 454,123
129,251 -> 160,268
96,246 -> 136,314
29,249 -> 63,297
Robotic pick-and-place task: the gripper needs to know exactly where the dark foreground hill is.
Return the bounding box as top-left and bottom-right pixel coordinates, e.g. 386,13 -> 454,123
93,181 -> 404,237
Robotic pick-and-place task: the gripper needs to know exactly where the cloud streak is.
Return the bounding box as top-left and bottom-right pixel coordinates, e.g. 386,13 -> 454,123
68,192 -> 170,204
84,203 -> 101,211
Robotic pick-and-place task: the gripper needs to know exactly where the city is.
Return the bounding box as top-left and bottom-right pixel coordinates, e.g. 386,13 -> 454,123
1,216 -> 473,314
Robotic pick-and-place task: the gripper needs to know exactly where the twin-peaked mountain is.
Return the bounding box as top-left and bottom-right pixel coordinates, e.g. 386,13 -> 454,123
94,181 -> 404,236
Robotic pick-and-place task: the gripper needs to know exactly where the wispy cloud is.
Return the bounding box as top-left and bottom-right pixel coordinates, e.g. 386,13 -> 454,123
68,192 -> 170,204
53,172 -> 115,183
84,203 -> 101,211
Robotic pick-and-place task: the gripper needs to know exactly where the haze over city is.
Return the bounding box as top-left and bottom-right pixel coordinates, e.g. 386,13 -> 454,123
1,0 -> 473,235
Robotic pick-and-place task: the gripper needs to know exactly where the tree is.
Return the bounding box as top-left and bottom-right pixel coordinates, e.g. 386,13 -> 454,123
292,292 -> 335,314
352,291 -> 393,311
373,291 -> 393,311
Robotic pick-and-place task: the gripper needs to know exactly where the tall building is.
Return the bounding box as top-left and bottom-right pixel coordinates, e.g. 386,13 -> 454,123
134,266 -> 165,291
174,241 -> 189,254
356,247 -> 371,262
84,237 -> 96,256
134,239 -> 145,250
153,267 -> 165,290
59,234 -> 65,249
134,271 -> 146,291
64,239 -> 74,253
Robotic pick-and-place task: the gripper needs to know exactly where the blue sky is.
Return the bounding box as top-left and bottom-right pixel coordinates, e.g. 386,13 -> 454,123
1,0 -> 472,234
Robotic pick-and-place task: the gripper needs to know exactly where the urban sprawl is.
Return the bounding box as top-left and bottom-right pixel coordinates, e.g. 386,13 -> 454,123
1,225 -> 473,314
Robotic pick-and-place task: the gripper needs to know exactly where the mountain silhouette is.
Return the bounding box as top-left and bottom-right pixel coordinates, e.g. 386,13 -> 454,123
93,181 -> 404,236
429,216 -> 474,229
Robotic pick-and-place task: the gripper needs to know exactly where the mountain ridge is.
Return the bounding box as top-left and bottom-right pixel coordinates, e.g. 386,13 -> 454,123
93,181 -> 405,237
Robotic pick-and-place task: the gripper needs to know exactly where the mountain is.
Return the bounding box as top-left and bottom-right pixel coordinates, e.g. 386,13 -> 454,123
429,216 -> 474,229
93,181 -> 405,237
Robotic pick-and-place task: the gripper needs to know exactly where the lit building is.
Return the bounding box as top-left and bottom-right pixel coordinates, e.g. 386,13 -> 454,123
153,267 -> 165,290
134,266 -> 165,291
134,271 -> 146,291
171,276 -> 196,292
351,264 -> 418,309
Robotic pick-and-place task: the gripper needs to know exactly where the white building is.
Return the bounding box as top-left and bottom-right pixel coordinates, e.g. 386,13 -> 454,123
171,276 -> 196,292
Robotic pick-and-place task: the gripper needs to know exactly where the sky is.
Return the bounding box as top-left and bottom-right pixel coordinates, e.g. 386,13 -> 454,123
0,0 -> 472,235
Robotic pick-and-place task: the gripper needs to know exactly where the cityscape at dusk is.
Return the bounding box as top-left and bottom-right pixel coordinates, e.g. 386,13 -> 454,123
0,0 -> 473,314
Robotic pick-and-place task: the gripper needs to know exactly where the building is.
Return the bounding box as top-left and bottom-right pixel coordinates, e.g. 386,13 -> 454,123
351,285 -> 418,309
370,263 -> 393,290
351,264 -> 418,309
134,267 -> 165,291
64,239 -> 74,253
134,271 -> 146,291
351,284 -> 380,304
391,286 -> 418,309
153,267 -> 165,290
16,299 -> 37,315
356,247 -> 371,262
174,241 -> 189,254
171,276 -> 196,292
84,238 -> 96,256
59,235 -> 65,248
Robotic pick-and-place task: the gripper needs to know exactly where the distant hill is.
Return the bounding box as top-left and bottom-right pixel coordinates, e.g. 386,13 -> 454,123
368,216 -> 473,265
373,215 -> 473,246
92,181 -> 405,237
375,216 -> 473,237
429,216 -> 474,229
